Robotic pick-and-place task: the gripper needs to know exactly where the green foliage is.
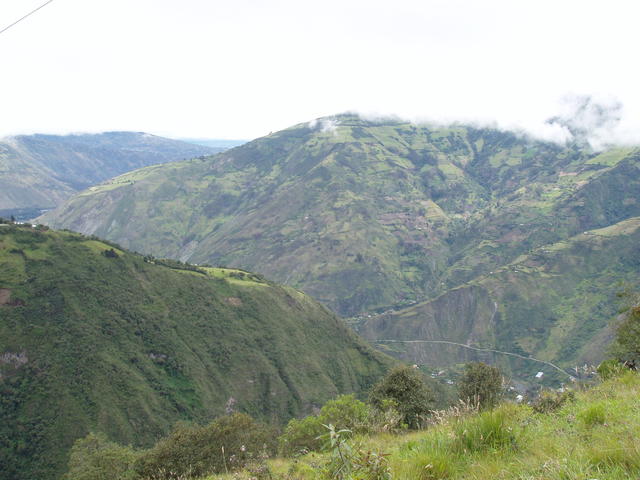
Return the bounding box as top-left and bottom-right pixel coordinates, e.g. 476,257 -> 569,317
577,402 -> 606,428
458,362 -> 503,410
597,359 -> 628,380
279,394 -> 370,455
452,407 -> 518,453
392,431 -> 458,480
531,389 -> 575,414
220,372 -> 640,480
610,303 -> 640,368
319,424 -> 391,480
369,366 -> 435,429
0,227 -> 393,480
65,432 -> 139,480
135,413 -> 276,479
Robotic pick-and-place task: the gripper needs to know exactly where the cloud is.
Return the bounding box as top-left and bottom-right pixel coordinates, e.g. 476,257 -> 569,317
308,117 -> 339,134
545,95 -> 624,150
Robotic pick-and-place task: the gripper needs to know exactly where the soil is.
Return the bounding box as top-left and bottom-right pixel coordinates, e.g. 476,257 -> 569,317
0,289 -> 11,305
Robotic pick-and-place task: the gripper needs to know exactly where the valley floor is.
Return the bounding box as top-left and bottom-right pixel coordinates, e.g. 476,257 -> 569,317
209,372 -> 640,480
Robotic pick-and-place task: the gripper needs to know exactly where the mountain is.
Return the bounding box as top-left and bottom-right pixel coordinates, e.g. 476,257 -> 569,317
359,216 -> 640,382
179,138 -> 248,149
0,224 -> 393,480
38,114 -> 640,372
0,132 -> 218,216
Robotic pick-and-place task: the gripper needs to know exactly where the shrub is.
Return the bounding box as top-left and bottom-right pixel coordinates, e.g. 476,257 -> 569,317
319,424 -> 390,480
65,432 -> 139,480
102,248 -> 119,258
279,394 -> 370,455
369,366 -> 435,429
135,413 -> 276,479
458,362 -> 503,410
531,389 -> 575,414
610,304 -> 640,369
597,359 -> 628,380
367,398 -> 404,433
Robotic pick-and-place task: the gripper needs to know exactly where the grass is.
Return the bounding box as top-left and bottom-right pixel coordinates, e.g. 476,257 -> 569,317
207,372 -> 640,480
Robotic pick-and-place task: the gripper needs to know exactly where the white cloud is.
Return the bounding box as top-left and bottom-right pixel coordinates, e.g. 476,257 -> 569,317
0,0 -> 639,143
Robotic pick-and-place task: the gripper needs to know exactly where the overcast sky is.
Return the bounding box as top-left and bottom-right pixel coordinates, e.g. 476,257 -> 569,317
1,0 -> 639,144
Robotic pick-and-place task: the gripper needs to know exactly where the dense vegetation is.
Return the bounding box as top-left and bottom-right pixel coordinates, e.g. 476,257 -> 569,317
63,363 -> 640,480
63,362 -> 448,479
0,225 -> 394,480
0,132 -> 216,211
39,116 -> 640,378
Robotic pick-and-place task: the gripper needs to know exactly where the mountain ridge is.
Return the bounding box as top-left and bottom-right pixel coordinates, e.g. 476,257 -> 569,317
0,131 -> 218,213
38,114 -> 640,377
0,224 -> 394,480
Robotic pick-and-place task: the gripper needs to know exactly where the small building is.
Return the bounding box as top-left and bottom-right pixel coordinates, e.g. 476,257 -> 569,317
535,371 -> 544,379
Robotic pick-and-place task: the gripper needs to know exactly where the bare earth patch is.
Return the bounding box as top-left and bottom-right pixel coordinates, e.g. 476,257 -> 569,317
0,289 -> 11,305
226,297 -> 242,307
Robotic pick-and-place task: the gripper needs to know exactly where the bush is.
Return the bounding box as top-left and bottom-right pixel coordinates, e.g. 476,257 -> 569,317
279,394 -> 370,455
65,432 -> 139,480
367,398 -> 404,433
319,424 -> 391,480
135,413 -> 276,479
531,389 -> 575,414
458,362 -> 503,410
597,359 -> 628,380
369,366 -> 435,429
610,303 -> 640,369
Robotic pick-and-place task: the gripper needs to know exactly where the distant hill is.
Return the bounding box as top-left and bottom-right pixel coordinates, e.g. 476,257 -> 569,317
39,114 -> 640,375
0,224 -> 393,480
0,132 -> 218,214
180,138 -> 248,149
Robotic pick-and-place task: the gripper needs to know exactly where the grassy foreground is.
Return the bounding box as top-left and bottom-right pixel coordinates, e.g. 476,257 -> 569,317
210,372 -> 640,480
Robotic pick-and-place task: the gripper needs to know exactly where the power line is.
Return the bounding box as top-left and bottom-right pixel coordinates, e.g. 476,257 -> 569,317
0,0 -> 56,37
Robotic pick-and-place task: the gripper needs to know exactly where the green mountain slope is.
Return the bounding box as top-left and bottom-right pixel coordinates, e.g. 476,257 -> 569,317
0,224 -> 393,480
39,116 -> 640,317
360,216 -> 640,381
0,132 -> 217,213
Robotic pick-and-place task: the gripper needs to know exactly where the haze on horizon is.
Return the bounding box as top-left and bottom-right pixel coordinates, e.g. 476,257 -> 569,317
1,0 -> 639,146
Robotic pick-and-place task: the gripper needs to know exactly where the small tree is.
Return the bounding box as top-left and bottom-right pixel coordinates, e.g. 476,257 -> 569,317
610,302 -> 640,369
66,432 -> 139,480
369,366 -> 434,429
135,413 -> 276,479
278,394 -> 370,455
458,362 -> 503,410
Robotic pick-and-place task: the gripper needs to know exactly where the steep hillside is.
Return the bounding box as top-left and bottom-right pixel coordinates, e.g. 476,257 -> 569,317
0,224 -> 393,480
0,132 -> 217,213
40,116 -> 640,317
360,216 -> 640,381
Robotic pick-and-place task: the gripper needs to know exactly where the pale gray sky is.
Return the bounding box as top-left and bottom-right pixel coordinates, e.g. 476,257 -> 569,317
1,0 -> 639,144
